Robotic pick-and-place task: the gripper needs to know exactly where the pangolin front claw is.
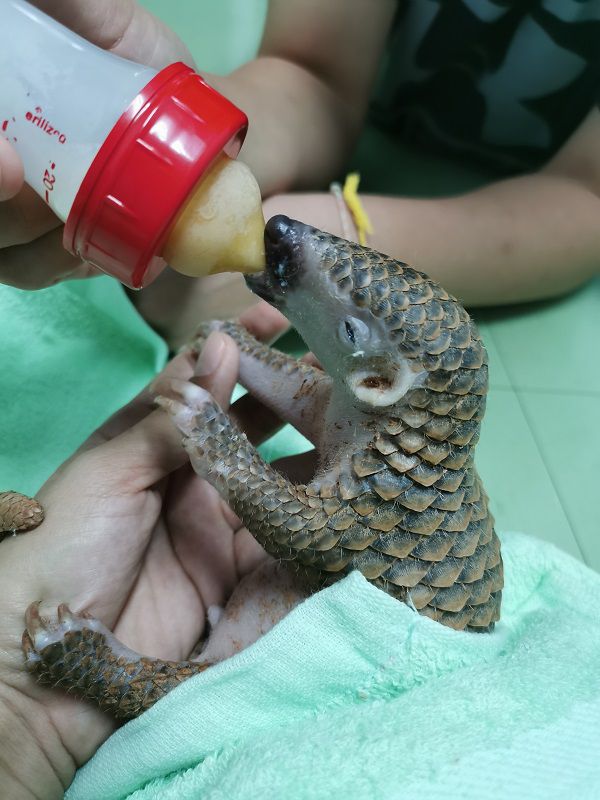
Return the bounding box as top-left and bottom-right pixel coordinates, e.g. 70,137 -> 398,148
156,380 -> 219,438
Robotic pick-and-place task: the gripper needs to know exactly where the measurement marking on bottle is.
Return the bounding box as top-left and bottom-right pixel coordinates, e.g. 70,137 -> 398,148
43,161 -> 57,204
1,117 -> 17,143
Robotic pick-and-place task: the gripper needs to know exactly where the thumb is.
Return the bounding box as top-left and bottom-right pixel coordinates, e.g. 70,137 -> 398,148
192,330 -> 241,410
86,407 -> 188,494
238,301 -> 290,344
83,333 -> 240,494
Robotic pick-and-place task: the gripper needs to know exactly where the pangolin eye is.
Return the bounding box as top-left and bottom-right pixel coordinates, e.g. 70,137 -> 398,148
338,316 -> 370,349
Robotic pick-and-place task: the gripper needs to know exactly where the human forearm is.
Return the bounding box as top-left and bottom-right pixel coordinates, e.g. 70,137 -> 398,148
206,57 -> 358,197
204,0 -> 395,196
265,171 -> 600,306
364,173 -> 600,305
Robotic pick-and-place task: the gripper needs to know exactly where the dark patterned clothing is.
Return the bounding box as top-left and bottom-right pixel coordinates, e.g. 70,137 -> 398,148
370,0 -> 600,173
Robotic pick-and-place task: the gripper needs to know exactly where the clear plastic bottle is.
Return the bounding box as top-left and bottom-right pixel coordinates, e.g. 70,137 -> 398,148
0,0 -> 265,288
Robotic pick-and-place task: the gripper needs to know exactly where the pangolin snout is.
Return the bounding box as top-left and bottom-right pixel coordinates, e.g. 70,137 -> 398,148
265,214 -> 293,244
265,215 -> 303,288
245,215 -> 306,305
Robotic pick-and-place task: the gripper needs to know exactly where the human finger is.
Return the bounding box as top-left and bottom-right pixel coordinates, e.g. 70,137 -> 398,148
191,331 -> 240,410
33,0 -> 195,69
0,183 -> 60,249
81,406 -> 188,495
0,138 -> 24,201
300,352 -> 323,369
81,352 -> 197,452
0,226 -> 82,289
238,301 -> 290,343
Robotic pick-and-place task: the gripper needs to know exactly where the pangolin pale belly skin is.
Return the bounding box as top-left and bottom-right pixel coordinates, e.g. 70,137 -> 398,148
22,217 -> 502,720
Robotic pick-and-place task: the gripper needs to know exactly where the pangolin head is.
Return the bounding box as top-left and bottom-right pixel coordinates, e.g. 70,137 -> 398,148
246,216 -> 487,409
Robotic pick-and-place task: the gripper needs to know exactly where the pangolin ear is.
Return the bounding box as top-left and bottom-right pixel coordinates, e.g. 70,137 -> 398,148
346,360 -> 421,408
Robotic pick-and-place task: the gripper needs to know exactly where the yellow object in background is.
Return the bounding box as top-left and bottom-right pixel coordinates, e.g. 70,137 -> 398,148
342,173 -> 373,246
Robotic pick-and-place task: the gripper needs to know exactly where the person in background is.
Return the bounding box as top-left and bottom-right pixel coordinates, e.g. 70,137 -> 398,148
1,0 -> 598,349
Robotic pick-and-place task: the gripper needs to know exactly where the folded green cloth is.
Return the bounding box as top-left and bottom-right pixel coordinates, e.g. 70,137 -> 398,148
67,531 -> 600,800
0,278 -> 166,495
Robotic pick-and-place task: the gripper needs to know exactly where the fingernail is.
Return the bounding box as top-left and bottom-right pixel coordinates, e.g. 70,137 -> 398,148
195,332 -> 225,377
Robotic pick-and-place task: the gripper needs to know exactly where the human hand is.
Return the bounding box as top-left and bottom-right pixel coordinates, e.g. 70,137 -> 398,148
0,0 -> 195,289
132,270 -> 280,352
0,305 -> 286,799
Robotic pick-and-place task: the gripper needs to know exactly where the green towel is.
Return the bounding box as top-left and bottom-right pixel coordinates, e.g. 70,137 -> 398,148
0,278 -> 166,495
0,277 -> 303,494
67,531 -> 600,800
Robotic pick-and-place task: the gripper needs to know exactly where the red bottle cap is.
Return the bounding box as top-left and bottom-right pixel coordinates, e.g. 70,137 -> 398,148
63,62 -> 247,289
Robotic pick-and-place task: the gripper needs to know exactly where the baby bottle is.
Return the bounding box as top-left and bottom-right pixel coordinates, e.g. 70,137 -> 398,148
0,0 -> 265,288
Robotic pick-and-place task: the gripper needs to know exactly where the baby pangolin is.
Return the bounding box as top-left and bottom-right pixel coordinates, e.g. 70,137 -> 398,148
22,216 -> 502,719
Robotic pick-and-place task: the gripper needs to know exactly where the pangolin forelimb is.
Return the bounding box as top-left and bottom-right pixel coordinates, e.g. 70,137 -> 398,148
193,320 -> 331,444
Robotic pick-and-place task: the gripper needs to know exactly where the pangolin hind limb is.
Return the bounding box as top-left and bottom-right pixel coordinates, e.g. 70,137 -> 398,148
0,491 -> 44,539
